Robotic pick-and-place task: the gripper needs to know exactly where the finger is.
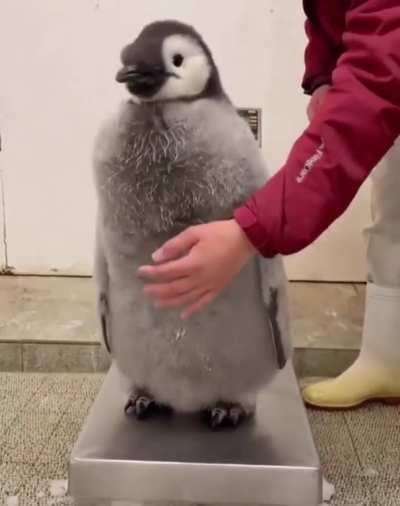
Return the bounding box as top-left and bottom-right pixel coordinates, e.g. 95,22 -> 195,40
154,288 -> 209,309
180,291 -> 216,319
143,278 -> 197,299
138,254 -> 197,282
152,226 -> 200,263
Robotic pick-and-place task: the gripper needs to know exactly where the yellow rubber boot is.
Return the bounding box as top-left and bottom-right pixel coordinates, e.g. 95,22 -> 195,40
303,284 -> 400,409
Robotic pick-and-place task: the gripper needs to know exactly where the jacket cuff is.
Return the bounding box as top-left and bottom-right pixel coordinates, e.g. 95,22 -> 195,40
302,75 -> 332,95
233,206 -> 276,258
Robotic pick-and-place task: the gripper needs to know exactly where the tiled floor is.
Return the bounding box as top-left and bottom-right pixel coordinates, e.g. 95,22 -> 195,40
3,276 -> 390,505
0,276 -> 365,376
0,372 -> 399,506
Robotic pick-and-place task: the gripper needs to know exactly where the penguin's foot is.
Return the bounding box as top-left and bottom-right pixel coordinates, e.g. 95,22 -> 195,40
124,393 -> 156,419
205,402 -> 248,429
124,389 -> 173,420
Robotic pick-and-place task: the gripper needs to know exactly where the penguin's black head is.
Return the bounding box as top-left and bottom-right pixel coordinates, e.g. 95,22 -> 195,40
116,20 -> 224,102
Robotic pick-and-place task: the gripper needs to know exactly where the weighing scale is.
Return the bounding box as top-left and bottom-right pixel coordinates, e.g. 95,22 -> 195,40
69,362 -> 322,505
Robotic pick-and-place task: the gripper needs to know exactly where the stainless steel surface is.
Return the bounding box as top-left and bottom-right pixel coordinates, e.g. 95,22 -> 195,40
69,362 -> 322,505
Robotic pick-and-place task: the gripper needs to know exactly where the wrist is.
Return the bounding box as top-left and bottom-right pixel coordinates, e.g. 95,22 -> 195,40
229,219 -> 257,258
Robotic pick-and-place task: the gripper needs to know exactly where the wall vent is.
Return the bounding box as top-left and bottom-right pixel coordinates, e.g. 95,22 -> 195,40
237,108 -> 262,147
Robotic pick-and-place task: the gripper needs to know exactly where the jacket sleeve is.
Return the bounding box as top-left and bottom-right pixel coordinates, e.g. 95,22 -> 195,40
302,13 -> 344,94
234,0 -> 400,258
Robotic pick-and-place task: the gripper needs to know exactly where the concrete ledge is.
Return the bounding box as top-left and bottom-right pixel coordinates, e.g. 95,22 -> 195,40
0,276 -> 364,376
294,347 -> 358,378
0,341 -> 109,373
0,341 -> 359,377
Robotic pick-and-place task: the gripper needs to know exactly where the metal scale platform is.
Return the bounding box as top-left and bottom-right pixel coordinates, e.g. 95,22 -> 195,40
69,362 -> 322,506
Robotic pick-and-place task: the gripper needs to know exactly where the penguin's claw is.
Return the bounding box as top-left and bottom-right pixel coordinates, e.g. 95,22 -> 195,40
124,394 -> 156,420
207,402 -> 246,429
210,407 -> 227,429
124,393 -> 173,420
229,405 -> 244,427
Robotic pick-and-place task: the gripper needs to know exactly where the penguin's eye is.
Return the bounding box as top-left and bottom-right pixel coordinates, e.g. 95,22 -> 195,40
172,54 -> 184,67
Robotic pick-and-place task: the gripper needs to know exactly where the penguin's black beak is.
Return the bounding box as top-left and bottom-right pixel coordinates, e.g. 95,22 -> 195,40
116,64 -> 168,97
115,65 -> 160,84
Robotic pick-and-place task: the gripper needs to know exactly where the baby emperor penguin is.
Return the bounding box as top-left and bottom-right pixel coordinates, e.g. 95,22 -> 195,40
93,20 -> 291,429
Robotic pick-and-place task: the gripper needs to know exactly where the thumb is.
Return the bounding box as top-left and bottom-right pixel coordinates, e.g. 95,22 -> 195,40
152,226 -> 200,263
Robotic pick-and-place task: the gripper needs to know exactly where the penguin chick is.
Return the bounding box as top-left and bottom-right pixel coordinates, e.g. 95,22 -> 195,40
94,20 -> 291,429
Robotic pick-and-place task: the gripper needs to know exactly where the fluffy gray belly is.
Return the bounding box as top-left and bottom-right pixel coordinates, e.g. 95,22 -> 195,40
105,231 -> 277,412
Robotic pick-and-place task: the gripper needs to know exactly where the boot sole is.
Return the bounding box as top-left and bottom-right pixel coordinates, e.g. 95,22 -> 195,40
304,396 -> 400,411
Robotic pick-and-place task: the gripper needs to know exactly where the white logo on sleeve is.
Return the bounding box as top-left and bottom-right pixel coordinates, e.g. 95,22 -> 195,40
296,141 -> 325,183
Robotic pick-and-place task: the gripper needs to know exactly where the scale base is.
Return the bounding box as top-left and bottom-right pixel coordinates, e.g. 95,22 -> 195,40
69,362 -> 322,506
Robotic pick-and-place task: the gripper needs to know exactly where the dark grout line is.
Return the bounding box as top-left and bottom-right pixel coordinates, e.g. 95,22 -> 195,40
289,280 -> 366,285
20,341 -> 23,372
0,274 -> 367,284
0,341 -> 360,350
0,272 -> 92,279
20,339 -> 101,346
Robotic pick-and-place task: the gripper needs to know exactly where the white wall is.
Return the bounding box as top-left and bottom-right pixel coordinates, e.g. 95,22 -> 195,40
0,168 -> 5,271
0,0 -> 369,280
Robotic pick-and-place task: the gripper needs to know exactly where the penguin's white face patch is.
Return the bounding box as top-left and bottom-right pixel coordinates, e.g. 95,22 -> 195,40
155,35 -> 211,100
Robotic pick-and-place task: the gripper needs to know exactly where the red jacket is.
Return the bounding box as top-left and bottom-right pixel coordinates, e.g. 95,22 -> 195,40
234,0 -> 400,257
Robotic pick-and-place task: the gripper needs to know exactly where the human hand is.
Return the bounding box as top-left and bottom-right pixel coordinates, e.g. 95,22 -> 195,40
138,219 -> 256,319
307,84 -> 331,121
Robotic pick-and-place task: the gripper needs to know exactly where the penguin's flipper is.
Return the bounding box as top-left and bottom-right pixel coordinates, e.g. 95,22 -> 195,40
257,255 -> 292,369
94,225 -> 112,354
